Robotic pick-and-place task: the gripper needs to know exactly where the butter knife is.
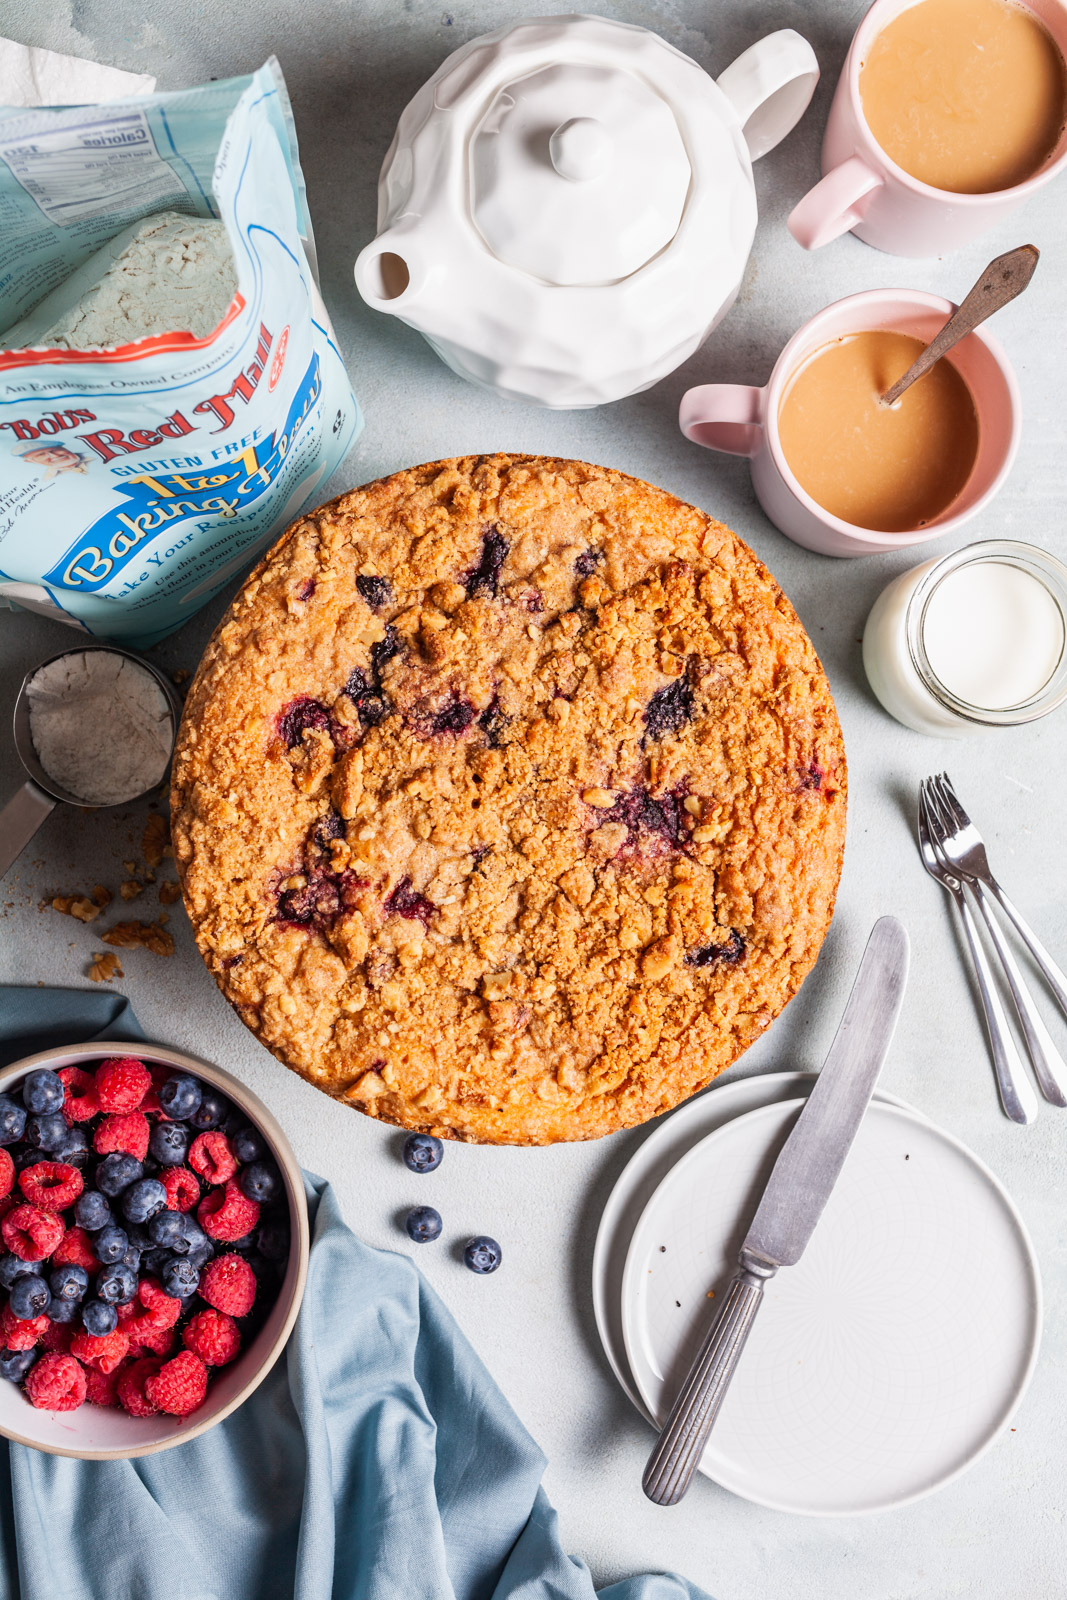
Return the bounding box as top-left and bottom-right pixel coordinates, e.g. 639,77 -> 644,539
642,914 -> 910,1506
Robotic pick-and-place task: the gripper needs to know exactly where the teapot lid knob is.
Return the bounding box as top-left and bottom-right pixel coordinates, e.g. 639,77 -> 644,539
549,118 -> 610,183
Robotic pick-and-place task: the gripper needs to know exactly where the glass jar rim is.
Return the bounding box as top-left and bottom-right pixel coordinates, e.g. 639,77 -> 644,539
905,539 -> 1067,727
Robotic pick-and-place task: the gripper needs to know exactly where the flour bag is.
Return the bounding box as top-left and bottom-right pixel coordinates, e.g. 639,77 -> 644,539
0,59 -> 361,644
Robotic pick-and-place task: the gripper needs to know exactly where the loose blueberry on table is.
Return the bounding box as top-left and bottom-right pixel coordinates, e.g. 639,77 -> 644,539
405,1206 -> 443,1244
464,1237 -> 502,1275
0,1059 -> 290,1419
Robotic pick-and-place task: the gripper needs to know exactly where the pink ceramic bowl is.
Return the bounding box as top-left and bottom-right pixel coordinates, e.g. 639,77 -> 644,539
0,1042 -> 309,1459
679,288 -> 1020,557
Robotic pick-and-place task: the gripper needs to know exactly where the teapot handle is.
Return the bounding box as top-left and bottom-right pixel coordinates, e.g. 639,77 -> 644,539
716,30 -> 820,162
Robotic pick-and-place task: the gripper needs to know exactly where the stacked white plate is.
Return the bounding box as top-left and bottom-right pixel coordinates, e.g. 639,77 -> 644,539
593,1071 -> 1042,1516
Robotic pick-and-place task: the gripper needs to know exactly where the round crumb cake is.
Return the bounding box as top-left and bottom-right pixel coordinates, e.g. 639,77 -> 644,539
172,455 -> 846,1144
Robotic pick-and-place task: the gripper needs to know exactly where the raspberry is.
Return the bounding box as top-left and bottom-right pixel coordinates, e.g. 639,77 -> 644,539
200,1253 -> 256,1317
84,1362 -> 122,1407
118,1356 -> 162,1417
41,1319 -> 74,1353
18,1161 -> 83,1212
136,1277 -> 182,1330
0,1306 -> 49,1350
93,1057 -> 150,1114
145,1350 -> 208,1417
58,1067 -> 99,1125
131,1322 -> 177,1358
25,1352 -> 86,1411
71,1327 -> 130,1374
198,1177 -> 260,1242
0,1196 -> 15,1226
0,1149 -> 14,1202
188,1131 -> 237,1185
52,1226 -> 99,1274
183,1309 -> 240,1366
162,1166 -> 200,1212
94,1112 -> 150,1162
2,1204 -> 65,1261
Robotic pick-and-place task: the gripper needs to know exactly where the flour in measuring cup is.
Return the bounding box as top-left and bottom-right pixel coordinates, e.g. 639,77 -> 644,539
26,650 -> 174,805
4,212 -> 237,350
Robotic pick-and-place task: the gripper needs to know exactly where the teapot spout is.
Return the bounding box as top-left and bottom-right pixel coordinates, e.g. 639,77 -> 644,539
355,234 -> 418,311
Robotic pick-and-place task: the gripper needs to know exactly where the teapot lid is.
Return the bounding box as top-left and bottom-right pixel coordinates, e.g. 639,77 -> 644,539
470,61 -> 691,286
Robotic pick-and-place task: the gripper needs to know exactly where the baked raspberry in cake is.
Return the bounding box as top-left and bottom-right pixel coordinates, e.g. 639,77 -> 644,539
172,456 -> 846,1144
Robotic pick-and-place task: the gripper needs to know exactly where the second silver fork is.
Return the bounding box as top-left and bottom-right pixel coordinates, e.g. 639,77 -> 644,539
923,776 -> 1067,1110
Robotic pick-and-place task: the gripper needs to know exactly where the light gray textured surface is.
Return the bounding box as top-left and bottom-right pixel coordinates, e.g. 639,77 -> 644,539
1,4 -> 1066,1596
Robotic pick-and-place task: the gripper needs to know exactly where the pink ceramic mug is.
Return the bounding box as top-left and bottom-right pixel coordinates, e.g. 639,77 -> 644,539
788,0 -> 1067,255
678,289 -> 1020,557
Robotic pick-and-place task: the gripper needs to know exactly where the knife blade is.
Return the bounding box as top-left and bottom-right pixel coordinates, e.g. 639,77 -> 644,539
642,914 -> 909,1506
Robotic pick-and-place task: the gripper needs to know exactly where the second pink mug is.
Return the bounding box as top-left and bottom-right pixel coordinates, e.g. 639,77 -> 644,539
787,0 -> 1067,256
678,289 -> 1020,558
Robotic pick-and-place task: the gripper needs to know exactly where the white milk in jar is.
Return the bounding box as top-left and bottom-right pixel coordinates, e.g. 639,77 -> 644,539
863,541 -> 1067,735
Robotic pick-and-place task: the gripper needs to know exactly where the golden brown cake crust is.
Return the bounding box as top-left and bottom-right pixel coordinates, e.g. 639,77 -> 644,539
171,455 -> 846,1144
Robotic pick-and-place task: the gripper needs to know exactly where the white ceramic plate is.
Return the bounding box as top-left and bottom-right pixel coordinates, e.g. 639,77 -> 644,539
621,1098 -> 1041,1516
591,1072 -> 916,1423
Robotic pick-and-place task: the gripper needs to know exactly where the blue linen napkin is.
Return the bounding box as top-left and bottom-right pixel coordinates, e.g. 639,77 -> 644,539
0,988 -> 714,1600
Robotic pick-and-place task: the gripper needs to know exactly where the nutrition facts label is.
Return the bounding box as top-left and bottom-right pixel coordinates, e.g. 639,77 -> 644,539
0,109 -> 187,228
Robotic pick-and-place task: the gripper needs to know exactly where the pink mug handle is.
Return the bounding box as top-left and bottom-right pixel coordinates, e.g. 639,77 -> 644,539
679,383 -> 764,458
787,155 -> 883,250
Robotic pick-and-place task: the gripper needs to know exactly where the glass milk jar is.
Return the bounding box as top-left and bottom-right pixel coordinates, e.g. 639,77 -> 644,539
863,540 -> 1067,735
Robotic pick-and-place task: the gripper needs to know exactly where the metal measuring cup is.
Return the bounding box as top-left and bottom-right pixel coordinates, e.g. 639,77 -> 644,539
0,645 -> 182,880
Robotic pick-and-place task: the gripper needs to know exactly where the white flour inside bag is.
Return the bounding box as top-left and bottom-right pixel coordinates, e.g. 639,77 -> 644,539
4,213 -> 238,350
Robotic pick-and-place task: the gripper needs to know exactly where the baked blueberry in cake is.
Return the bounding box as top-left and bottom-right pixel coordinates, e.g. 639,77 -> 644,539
172,455 -> 846,1144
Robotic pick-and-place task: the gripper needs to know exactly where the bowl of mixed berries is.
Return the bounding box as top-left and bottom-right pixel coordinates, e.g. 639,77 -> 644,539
0,1043 -> 308,1457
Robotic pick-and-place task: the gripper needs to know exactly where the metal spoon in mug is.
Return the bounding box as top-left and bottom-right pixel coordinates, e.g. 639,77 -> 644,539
880,244 -> 1039,408
0,645 -> 180,880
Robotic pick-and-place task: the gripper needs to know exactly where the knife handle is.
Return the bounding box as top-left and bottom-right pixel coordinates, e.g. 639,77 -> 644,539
642,1250 -> 777,1506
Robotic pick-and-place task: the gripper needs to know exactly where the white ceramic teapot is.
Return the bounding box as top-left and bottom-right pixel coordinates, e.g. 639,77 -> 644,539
354,14 -> 818,409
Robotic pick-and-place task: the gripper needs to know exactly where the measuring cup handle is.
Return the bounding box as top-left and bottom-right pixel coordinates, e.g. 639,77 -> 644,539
0,781 -> 56,880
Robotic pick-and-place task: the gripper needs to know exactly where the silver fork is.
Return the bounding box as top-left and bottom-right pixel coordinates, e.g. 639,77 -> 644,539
916,786 -> 1037,1124
932,773 -> 1067,1024
926,775 -> 1067,1109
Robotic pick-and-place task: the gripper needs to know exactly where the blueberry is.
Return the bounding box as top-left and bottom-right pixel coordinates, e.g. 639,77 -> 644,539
405,1206 -> 442,1244
161,1257 -> 200,1299
122,1242 -> 143,1274
256,1221 -> 289,1262
12,1145 -> 48,1173
9,1273 -> 51,1319
122,1178 -> 166,1224
158,1073 -> 202,1121
226,1232 -> 257,1252
230,1126 -> 266,1165
402,1133 -> 444,1174
22,1069 -> 64,1115
25,1112 -> 67,1153
81,1299 -> 117,1336
94,1225 -> 128,1265
97,1262 -> 137,1305
55,1125 -> 90,1166
239,1161 -> 280,1204
49,1264 -> 88,1303
188,1089 -> 228,1131
0,1348 -> 36,1382
74,1190 -> 111,1232
463,1236 -> 502,1274
47,1296 -> 79,1323
148,1210 -> 187,1251
140,1245 -> 173,1278
148,1121 -> 189,1166
0,1096 -> 26,1146
96,1153 -> 142,1197
0,1254 -> 42,1290
182,1219 -> 214,1270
